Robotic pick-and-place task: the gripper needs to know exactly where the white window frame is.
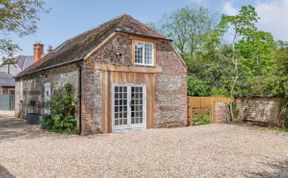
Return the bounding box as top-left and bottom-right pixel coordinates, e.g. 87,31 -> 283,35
134,41 -> 155,66
112,83 -> 147,132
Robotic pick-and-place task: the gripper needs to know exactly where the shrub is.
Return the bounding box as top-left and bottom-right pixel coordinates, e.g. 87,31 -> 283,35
211,87 -> 229,97
187,76 -> 210,96
40,84 -> 77,134
192,114 -> 212,125
40,114 -> 52,129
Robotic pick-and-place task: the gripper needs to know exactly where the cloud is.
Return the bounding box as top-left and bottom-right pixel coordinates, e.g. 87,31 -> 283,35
223,1 -> 238,15
191,0 -> 205,5
255,0 -> 288,41
221,0 -> 288,41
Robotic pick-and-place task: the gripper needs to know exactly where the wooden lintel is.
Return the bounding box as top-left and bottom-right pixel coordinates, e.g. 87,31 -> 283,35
128,35 -> 159,44
95,64 -> 162,74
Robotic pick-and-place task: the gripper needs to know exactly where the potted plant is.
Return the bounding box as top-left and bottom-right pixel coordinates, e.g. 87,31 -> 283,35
26,100 -> 41,124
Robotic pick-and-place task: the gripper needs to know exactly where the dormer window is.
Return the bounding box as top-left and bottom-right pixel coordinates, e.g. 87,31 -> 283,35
134,41 -> 154,66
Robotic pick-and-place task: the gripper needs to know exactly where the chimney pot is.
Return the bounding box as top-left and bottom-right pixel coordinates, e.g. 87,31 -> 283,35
47,45 -> 53,53
33,42 -> 44,63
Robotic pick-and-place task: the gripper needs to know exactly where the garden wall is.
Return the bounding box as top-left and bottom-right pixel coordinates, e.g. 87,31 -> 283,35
235,97 -> 285,126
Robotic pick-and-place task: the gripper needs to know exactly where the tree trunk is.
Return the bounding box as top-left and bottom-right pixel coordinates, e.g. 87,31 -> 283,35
229,32 -> 238,121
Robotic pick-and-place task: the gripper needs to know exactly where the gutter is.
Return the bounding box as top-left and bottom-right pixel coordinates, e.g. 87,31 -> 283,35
77,62 -> 83,135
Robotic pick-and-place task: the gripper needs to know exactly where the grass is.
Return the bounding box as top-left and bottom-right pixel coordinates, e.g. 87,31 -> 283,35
192,114 -> 212,125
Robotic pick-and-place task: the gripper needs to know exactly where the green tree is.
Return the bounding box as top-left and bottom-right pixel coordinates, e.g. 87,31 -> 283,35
0,0 -> 46,62
237,31 -> 275,77
153,6 -> 215,61
217,5 -> 260,119
247,39 -> 288,98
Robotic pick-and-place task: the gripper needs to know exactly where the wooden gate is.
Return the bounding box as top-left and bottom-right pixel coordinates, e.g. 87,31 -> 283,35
187,96 -> 231,124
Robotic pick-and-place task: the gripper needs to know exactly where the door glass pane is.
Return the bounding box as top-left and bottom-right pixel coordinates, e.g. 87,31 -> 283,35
131,86 -> 144,124
114,86 -> 128,126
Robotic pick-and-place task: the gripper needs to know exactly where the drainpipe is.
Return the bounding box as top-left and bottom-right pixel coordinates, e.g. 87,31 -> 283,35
77,62 -> 82,135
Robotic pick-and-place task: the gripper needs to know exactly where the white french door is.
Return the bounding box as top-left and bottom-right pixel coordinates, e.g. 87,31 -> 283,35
112,84 -> 146,131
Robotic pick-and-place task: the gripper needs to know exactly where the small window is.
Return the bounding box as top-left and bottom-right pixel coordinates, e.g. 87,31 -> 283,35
134,41 -> 154,66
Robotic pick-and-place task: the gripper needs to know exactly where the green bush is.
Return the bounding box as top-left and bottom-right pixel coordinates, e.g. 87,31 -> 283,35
211,87 -> 229,97
192,114 -> 212,125
40,84 -> 77,134
187,76 -> 210,96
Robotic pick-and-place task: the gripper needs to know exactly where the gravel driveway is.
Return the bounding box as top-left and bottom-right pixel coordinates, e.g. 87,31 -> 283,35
1,116 -> 288,178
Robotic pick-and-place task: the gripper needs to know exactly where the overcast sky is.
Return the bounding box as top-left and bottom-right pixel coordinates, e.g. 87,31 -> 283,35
10,0 -> 288,55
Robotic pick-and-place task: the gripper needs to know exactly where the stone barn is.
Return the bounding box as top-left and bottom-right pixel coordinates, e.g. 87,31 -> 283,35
15,14 -> 187,135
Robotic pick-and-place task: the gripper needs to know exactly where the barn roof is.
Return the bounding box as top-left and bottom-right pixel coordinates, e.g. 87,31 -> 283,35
16,14 -> 166,78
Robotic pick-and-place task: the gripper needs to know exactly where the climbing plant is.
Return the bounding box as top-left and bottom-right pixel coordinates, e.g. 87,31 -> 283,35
41,84 -> 77,134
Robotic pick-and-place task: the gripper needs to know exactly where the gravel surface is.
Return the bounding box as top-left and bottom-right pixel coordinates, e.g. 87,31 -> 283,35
1,117 -> 288,178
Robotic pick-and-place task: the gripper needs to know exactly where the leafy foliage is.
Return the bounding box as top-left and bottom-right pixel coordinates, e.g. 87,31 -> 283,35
152,6 -> 215,61
153,5 -> 277,99
40,84 -> 77,134
187,76 -> 210,96
0,0 -> 46,62
152,4 -> 288,127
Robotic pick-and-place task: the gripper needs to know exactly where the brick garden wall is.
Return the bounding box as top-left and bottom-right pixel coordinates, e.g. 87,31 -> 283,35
236,97 -> 284,126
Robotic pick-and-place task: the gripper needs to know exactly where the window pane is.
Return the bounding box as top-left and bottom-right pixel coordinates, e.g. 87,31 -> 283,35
144,43 -> 153,65
135,42 -> 143,64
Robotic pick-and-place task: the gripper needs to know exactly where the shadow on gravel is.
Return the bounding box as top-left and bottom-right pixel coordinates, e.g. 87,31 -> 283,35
247,160 -> 288,178
223,122 -> 288,133
0,164 -> 15,178
0,116 -> 49,141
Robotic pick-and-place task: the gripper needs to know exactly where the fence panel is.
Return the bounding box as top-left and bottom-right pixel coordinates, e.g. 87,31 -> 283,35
0,95 -> 15,110
188,96 -> 231,124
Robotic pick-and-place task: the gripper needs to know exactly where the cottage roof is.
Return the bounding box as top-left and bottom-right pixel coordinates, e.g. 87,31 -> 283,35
15,55 -> 34,70
2,55 -> 33,70
16,14 -> 166,78
0,72 -> 15,87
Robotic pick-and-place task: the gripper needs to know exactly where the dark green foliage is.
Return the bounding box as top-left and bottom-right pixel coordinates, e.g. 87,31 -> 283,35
29,100 -> 36,107
40,84 -> 77,134
40,114 -> 52,129
211,87 -> 229,97
187,76 -> 210,96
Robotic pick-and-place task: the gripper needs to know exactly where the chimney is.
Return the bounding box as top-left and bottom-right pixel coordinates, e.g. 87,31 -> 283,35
33,42 -> 44,63
47,45 -> 53,53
